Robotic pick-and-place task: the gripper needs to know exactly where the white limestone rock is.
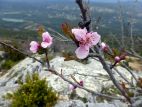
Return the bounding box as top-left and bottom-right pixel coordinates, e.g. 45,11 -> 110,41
0,55 -> 140,107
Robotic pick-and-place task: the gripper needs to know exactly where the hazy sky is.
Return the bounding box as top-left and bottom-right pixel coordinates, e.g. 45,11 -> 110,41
92,0 -> 141,2
1,0 -> 140,1
1,0 -> 142,2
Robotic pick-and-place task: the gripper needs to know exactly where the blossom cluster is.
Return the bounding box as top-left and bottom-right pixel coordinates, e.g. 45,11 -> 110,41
30,28 -> 101,59
29,27 -> 128,91
30,32 -> 53,53
30,27 -> 125,65
72,28 -> 100,59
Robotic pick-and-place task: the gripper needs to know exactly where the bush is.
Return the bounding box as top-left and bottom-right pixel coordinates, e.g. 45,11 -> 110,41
5,73 -> 58,107
1,42 -> 25,62
1,60 -> 16,70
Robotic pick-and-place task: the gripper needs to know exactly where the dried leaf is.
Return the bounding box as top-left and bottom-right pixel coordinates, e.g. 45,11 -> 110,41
62,52 -> 77,61
37,25 -> 46,36
137,78 -> 142,88
61,23 -> 78,46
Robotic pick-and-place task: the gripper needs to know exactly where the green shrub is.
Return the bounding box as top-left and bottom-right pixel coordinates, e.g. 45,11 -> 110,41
1,42 -> 25,62
1,60 -> 16,70
5,73 -> 58,107
0,56 -> 3,61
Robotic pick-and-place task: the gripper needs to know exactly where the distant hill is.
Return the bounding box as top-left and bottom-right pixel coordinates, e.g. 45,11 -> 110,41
1,0 -> 141,3
0,0 -> 142,38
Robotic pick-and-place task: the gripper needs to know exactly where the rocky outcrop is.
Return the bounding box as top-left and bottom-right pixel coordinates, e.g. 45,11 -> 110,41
0,55 -> 141,107
0,51 -> 6,59
55,100 -> 127,107
0,51 -> 6,74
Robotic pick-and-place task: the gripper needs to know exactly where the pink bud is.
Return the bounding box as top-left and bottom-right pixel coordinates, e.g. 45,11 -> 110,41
100,42 -> 108,52
69,84 -> 74,90
115,56 -> 121,62
79,80 -> 84,87
69,84 -> 77,90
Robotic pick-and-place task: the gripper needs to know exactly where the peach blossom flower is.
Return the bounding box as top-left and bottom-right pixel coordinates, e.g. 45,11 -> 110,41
41,32 -> 53,48
30,41 -> 39,53
72,28 -> 100,59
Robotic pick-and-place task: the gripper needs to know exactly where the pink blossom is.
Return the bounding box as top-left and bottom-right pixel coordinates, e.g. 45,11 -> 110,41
69,84 -> 77,90
115,56 -> 121,62
69,84 -> 74,90
72,28 -> 100,59
41,32 -> 53,48
30,41 -> 39,53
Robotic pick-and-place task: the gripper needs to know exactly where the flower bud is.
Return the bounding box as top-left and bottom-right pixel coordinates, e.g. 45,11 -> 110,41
115,56 -> 121,62
69,84 -> 77,90
100,42 -> 108,52
79,80 -> 84,87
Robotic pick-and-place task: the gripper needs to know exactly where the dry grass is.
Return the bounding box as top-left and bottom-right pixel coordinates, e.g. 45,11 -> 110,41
128,57 -> 142,71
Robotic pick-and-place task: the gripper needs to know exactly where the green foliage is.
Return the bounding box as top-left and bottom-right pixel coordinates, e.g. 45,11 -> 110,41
0,28 -> 37,40
2,43 -> 25,62
140,51 -> 142,56
101,86 -> 120,96
69,90 -> 77,100
1,60 -> 16,70
0,56 -> 3,61
96,86 -> 120,102
0,42 -> 25,70
6,73 -> 58,107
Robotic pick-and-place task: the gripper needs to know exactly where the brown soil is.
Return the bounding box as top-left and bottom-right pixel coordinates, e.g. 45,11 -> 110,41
128,57 -> 142,71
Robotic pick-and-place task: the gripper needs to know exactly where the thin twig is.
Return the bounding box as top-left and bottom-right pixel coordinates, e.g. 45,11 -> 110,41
48,28 -> 70,41
97,52 -> 131,103
0,41 -> 43,64
45,49 -> 50,68
126,50 -> 142,60
113,68 -> 133,86
121,63 -> 138,83
48,68 -> 124,101
117,0 -> 125,48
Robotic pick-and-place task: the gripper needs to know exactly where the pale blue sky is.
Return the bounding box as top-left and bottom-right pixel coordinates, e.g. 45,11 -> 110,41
1,0 -> 142,2
91,0 -> 141,2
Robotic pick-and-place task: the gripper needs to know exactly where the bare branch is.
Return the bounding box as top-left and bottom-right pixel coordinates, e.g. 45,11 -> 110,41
48,68 -> 125,101
113,68 -> 133,86
0,41 -> 43,64
121,63 -> 138,83
76,0 -> 132,103
117,0 -> 125,48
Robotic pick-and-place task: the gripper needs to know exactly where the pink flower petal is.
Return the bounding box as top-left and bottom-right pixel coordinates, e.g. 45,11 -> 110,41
75,46 -> 89,59
69,84 -> 74,90
41,32 -> 53,48
90,32 -> 101,45
100,42 -> 107,50
42,32 -> 50,41
30,41 -> 39,53
71,28 -> 87,41
41,42 -> 52,48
